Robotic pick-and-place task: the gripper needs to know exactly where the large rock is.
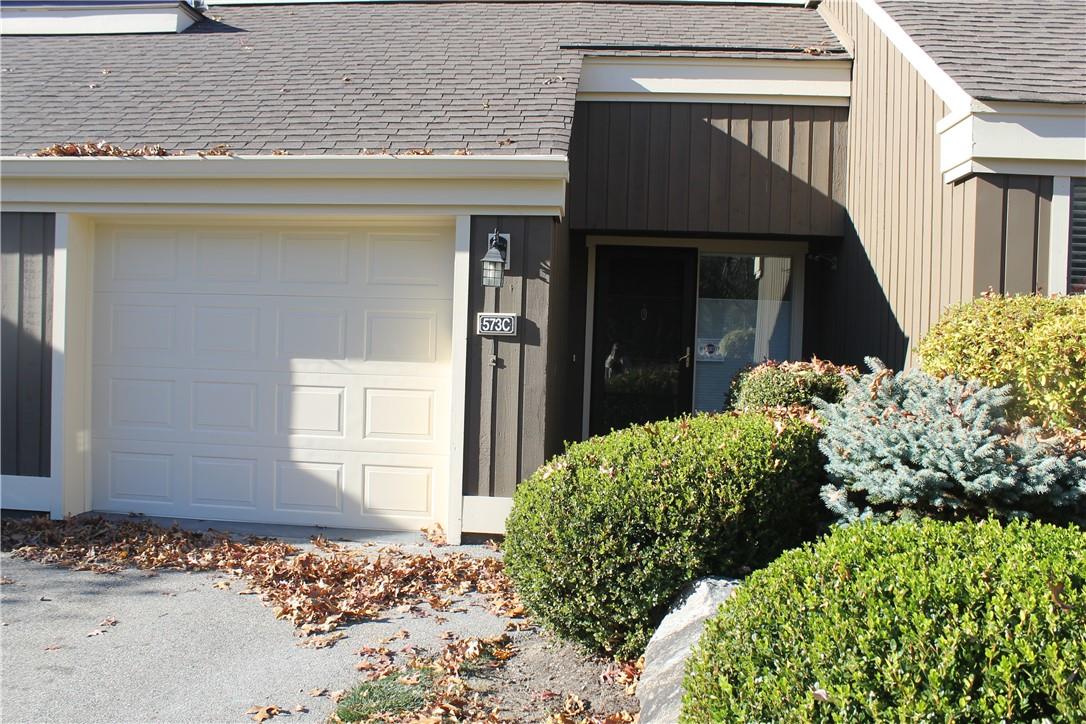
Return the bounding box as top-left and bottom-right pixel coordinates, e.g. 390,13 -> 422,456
638,578 -> 739,724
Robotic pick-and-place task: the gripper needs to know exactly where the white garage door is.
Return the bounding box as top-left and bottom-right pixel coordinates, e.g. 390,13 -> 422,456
90,220 -> 454,530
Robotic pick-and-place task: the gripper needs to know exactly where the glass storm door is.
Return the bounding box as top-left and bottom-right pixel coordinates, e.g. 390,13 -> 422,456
693,254 -> 794,412
589,245 -> 697,436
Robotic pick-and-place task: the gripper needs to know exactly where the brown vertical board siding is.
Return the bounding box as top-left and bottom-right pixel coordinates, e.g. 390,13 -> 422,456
605,104 -> 630,230
667,103 -> 692,231
646,103 -> 672,230
789,106 -> 812,235
707,105 -> 732,231
687,103 -> 712,231
626,104 -> 652,230
748,106 -> 773,234
728,105 -> 752,231
464,216 -> 561,497
969,173 -> 1054,295
567,100 -> 848,237
0,211 -> 54,477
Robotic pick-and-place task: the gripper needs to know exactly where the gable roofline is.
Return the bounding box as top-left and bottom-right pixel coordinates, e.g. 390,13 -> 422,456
826,0 -> 1086,182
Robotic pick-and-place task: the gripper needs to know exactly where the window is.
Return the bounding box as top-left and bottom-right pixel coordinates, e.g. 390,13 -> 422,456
1070,178 -> 1086,294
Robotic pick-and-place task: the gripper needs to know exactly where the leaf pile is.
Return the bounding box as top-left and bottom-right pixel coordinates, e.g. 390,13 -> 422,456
33,142 -> 172,157
1,516 -> 522,635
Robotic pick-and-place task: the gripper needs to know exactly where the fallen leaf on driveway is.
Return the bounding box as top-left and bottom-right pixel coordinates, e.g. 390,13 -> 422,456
421,522 -> 447,546
295,632 -> 346,649
382,629 -> 409,643
98,617 -> 119,627
38,596 -> 50,602
43,644 -> 62,651
306,688 -> 326,698
212,580 -> 231,590
246,705 -> 281,722
86,629 -> 106,637
329,690 -> 345,703
291,704 -> 307,713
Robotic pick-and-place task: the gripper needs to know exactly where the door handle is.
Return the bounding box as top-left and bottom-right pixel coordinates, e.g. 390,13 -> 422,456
678,346 -> 691,368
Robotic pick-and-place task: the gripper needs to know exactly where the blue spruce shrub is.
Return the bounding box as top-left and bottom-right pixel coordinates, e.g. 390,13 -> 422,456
815,358 -> 1086,524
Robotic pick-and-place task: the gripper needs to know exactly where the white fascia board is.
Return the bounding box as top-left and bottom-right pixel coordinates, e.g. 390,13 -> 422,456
208,0 -> 811,5
577,56 -> 852,106
0,155 -> 569,216
939,104 -> 1086,183
0,3 -> 201,35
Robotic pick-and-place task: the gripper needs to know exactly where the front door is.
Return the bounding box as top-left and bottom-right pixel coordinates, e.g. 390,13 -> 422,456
589,245 -> 697,436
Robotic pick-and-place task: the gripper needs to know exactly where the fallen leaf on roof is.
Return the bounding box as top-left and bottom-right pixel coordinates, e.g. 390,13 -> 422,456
272,149 -> 290,156
0,577 -> 14,585
497,138 -> 516,147
33,142 -> 171,158
197,144 -> 233,158
453,148 -> 472,156
246,705 -> 281,722
401,148 -> 434,156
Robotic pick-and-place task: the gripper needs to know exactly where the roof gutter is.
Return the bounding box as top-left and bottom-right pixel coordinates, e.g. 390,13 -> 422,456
0,154 -> 570,180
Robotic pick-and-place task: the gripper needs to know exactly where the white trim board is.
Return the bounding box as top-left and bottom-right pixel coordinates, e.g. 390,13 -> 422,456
0,2 -> 201,35
1048,177 -> 1072,295
577,57 -> 852,106
938,104 -> 1086,183
0,156 -> 569,217
208,0 -> 814,5
461,496 -> 514,536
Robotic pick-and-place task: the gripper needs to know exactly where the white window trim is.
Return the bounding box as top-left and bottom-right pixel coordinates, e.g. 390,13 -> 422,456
580,236 -> 806,439
1048,177 -> 1072,295
577,57 -> 851,107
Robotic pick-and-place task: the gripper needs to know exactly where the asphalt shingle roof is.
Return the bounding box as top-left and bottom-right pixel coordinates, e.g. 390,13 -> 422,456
878,0 -> 1086,104
0,1 -> 842,156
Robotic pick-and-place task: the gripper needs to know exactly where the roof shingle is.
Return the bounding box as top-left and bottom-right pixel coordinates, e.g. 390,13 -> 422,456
0,1 -> 842,156
878,0 -> 1086,104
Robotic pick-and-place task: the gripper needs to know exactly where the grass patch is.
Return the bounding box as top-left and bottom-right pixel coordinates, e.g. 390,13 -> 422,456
335,669 -> 436,722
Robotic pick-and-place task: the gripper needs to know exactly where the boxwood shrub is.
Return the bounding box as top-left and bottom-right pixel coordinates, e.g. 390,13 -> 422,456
728,358 -> 859,411
918,293 -> 1086,430
503,411 -> 825,659
682,519 -> 1086,722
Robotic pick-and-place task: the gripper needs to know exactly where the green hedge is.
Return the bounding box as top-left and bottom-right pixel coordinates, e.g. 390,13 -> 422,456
918,293 -> 1086,430
728,358 -> 858,411
682,519 -> 1086,722
503,411 -> 825,659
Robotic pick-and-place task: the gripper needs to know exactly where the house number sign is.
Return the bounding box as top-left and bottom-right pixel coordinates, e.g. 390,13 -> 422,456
476,313 -> 518,336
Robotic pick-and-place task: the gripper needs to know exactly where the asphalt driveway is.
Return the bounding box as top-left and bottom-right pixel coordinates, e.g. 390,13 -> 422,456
0,521 -> 507,724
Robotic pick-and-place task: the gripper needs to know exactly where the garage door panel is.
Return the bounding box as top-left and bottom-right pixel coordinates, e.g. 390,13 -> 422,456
96,223 -> 453,300
94,292 -> 452,374
92,437 -> 447,529
94,367 -> 446,454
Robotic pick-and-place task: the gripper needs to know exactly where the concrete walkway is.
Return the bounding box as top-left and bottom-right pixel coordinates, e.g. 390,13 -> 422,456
0,519 -> 506,724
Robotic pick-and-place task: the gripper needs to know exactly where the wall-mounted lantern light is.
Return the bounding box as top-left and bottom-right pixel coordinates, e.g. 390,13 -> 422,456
481,230 -> 510,287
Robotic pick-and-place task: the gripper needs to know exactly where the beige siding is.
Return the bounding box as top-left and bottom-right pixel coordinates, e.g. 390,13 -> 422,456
819,0 -> 1054,368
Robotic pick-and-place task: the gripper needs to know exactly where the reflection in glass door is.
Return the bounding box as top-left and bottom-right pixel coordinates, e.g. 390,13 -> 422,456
589,246 -> 697,436
693,254 -> 793,412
